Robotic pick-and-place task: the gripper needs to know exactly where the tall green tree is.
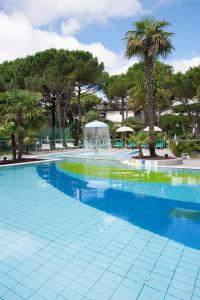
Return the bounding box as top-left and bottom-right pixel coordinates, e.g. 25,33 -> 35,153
173,67 -> 200,136
104,74 -> 131,122
173,72 -> 194,116
25,49 -> 75,144
160,114 -> 190,138
71,51 -> 104,143
125,16 -> 174,157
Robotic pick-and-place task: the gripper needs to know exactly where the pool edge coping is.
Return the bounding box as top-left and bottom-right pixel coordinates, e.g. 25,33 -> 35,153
1,156 -> 200,171
0,158 -> 62,168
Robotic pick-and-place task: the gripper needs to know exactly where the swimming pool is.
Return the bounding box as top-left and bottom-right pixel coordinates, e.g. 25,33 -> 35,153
0,160 -> 200,300
39,149 -> 140,162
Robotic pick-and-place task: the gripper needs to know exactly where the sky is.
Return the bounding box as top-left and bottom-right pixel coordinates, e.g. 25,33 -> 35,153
0,0 -> 200,74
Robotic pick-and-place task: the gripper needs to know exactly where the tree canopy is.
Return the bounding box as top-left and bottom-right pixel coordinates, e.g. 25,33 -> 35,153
0,40 -> 200,160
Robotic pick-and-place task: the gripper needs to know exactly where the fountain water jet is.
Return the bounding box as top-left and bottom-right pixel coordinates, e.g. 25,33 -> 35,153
84,120 -> 111,153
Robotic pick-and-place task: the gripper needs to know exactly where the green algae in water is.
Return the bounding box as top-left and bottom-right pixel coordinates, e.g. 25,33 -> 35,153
59,161 -> 200,184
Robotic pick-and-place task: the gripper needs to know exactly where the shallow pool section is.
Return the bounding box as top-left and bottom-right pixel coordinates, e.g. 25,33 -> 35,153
0,161 -> 199,300
40,149 -> 139,162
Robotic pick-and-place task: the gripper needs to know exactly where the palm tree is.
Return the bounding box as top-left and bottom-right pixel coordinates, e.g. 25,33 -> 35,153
125,16 -> 174,157
130,131 -> 149,158
0,90 -> 45,161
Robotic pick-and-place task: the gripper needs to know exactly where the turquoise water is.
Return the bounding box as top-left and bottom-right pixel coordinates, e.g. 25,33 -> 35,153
40,149 -> 139,161
0,161 -> 200,300
37,162 -> 200,250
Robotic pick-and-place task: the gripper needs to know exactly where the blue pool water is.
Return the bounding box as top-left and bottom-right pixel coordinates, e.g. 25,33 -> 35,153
41,149 -> 139,161
0,160 -> 200,300
36,162 -> 200,250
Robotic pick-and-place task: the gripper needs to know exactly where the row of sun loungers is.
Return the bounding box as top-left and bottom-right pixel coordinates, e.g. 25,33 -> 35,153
113,140 -> 166,149
38,142 -> 78,151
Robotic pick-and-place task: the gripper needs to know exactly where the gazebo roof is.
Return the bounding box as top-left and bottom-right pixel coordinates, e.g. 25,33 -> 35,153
85,120 -> 108,128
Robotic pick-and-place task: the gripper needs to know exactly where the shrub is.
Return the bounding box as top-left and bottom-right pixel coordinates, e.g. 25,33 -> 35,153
169,140 -> 200,157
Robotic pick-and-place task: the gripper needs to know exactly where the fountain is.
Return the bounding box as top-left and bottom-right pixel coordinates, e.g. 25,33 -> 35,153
84,120 -> 111,153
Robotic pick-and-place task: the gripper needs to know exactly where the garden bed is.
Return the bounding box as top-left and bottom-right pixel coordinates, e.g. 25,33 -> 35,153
124,156 -> 183,167
132,156 -> 174,160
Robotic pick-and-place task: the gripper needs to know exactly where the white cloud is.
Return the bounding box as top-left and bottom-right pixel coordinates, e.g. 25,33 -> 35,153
0,11 -> 134,74
1,9 -> 198,76
60,19 -> 81,36
0,0 -> 142,74
171,56 -> 200,73
5,0 -> 143,28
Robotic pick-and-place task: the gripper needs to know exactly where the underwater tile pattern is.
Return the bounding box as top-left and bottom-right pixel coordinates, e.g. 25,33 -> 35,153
0,163 -> 199,300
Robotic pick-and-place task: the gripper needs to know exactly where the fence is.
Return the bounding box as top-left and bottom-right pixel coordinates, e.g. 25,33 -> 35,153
0,140 -> 11,154
0,127 -> 72,154
38,127 -> 70,143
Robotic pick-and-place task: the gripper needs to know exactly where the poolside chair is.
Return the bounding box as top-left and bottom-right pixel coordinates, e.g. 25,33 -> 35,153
113,140 -> 124,149
141,143 -> 148,149
127,142 -> 136,149
55,143 -> 66,150
66,142 -> 78,149
155,141 -> 164,149
39,143 -> 51,151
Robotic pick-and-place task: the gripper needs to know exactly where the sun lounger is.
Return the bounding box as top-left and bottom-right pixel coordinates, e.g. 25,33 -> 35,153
39,143 -> 51,151
141,143 -> 148,149
113,140 -> 124,148
55,143 -> 66,150
155,141 -> 165,149
127,142 -> 136,149
67,142 -> 78,149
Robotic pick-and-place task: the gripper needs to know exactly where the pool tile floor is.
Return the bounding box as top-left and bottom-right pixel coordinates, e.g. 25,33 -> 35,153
0,164 -> 199,300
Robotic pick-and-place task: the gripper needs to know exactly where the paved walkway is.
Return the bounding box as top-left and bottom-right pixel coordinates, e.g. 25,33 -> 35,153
156,149 -> 200,169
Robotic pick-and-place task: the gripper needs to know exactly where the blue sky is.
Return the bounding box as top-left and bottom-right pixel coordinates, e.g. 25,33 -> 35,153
76,0 -> 200,59
0,0 -> 199,74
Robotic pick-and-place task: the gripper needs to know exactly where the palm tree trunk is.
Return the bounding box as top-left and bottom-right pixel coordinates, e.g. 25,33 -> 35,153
11,133 -> 16,161
17,112 -> 24,161
138,146 -> 143,158
18,132 -> 24,161
145,55 -> 156,157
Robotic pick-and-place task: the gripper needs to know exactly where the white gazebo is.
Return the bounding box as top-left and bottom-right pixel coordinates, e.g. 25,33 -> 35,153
84,120 -> 111,153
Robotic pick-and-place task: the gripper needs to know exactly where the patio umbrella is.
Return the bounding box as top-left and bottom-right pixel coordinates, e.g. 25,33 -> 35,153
116,126 -> 134,146
143,126 -> 162,132
116,126 -> 134,133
